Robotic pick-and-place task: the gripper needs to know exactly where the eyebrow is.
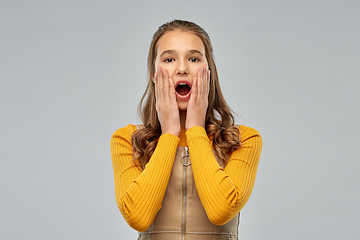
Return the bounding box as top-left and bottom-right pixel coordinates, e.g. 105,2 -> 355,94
159,49 -> 204,57
189,49 -> 204,57
159,50 -> 175,57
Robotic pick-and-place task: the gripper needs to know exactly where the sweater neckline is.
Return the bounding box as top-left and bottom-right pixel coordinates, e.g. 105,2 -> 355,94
179,127 -> 187,147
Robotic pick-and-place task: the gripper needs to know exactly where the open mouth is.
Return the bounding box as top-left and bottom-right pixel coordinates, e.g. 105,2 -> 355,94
175,82 -> 191,96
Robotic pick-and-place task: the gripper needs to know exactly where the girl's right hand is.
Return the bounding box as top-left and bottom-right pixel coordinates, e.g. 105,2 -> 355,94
154,66 -> 181,136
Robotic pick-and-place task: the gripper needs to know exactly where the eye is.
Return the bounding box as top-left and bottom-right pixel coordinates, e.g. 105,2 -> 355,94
189,57 -> 200,62
164,58 -> 174,63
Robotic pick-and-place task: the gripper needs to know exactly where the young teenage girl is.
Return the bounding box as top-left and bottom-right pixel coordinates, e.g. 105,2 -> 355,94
111,20 -> 262,240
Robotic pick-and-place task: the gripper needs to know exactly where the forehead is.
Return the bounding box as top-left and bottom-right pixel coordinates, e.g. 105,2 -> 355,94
156,31 -> 205,55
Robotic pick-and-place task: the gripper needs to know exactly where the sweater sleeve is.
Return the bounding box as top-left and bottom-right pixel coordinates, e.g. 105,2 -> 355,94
185,125 -> 262,225
110,124 -> 180,231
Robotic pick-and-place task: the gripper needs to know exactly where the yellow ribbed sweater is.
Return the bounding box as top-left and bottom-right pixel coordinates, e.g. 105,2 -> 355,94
111,124 -> 262,232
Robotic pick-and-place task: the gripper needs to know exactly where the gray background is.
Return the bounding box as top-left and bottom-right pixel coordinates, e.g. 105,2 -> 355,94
1,0 -> 359,239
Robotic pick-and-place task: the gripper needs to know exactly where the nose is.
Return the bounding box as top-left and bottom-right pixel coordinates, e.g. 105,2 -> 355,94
176,61 -> 188,75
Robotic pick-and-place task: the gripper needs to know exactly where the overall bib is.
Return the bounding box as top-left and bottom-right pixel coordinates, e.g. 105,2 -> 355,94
138,147 -> 240,240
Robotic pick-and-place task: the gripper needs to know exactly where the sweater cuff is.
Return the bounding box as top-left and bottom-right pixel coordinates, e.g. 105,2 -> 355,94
185,126 -> 210,144
158,133 -> 180,146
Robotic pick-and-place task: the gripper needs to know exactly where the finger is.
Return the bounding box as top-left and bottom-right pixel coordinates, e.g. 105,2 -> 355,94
195,68 -> 201,101
199,67 -> 205,100
206,70 -> 210,97
168,78 -> 176,103
191,77 -> 198,101
162,69 -> 170,101
204,69 -> 209,98
154,72 -> 159,100
201,67 -> 207,99
158,66 -> 164,101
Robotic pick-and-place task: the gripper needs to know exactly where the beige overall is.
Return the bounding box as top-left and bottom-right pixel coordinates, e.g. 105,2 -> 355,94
138,147 -> 240,240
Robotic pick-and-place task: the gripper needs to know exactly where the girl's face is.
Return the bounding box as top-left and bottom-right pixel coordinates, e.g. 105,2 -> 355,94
154,31 -> 208,110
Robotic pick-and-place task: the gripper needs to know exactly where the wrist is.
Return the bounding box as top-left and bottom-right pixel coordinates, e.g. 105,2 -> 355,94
185,125 -> 205,131
162,129 -> 180,137
185,126 -> 209,142
185,123 -> 205,131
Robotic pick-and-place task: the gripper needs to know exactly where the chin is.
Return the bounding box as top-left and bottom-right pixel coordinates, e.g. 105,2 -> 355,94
177,103 -> 188,111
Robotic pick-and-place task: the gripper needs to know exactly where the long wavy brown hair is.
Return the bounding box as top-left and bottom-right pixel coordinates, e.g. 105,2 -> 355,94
132,20 -> 241,168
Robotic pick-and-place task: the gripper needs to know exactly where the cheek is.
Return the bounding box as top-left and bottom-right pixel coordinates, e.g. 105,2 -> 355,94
193,66 -> 203,77
158,64 -> 175,76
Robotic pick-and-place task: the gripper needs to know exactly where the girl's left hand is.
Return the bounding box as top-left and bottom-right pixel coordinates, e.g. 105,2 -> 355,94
185,65 -> 210,130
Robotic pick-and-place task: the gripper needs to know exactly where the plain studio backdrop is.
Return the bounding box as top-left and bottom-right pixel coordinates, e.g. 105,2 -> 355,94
1,0 -> 359,239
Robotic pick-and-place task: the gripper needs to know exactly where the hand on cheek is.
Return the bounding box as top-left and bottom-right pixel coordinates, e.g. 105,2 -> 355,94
154,66 -> 181,136
185,65 -> 210,130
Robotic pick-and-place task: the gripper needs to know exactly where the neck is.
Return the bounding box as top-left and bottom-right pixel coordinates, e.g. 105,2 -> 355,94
180,110 -> 186,128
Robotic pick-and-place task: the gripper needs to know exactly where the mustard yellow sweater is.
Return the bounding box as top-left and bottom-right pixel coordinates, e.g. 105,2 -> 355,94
111,125 -> 262,232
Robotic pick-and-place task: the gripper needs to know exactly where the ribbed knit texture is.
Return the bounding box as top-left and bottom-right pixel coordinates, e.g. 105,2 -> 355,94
186,126 -> 262,225
110,124 -> 262,231
111,124 -> 180,231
